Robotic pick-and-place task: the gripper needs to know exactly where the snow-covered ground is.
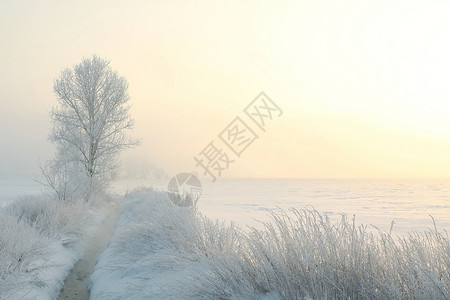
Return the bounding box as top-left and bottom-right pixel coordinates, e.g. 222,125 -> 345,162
196,178 -> 450,233
2,176 -> 449,298
0,194 -> 107,299
90,188 -> 449,299
59,198 -> 119,299
89,188 -> 251,299
0,173 -> 44,207
107,178 -> 450,233
3,176 -> 449,233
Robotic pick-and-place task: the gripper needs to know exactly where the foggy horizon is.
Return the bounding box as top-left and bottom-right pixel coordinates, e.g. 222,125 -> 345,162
2,1 -> 450,179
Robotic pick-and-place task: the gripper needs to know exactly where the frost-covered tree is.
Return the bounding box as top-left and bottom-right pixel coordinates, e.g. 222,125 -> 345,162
48,55 -> 138,197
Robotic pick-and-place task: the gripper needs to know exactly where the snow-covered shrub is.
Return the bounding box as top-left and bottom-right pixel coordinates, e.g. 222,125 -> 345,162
39,158 -> 106,203
120,190 -> 238,258
0,212 -> 51,280
189,209 -> 450,299
91,188 -> 449,300
0,193 -> 99,299
4,195 -> 88,251
0,210 -> 67,299
89,188 -> 241,299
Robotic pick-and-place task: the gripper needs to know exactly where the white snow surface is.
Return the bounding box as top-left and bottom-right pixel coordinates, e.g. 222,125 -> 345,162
89,188 -> 249,299
90,188 -> 449,300
0,195 -> 105,300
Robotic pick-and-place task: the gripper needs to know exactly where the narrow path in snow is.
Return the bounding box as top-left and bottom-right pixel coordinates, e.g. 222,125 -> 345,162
58,199 -> 120,300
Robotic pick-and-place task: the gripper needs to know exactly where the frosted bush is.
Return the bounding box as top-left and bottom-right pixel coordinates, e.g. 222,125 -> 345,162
4,195 -> 88,251
0,193 -> 97,298
0,211 -> 57,298
91,189 -> 450,300
189,209 -> 450,299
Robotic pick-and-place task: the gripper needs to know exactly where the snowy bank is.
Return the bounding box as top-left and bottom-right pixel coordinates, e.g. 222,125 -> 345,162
90,188 -> 449,299
0,194 -> 105,299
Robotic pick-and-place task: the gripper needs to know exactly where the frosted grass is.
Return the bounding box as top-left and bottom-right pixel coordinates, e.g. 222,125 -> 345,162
90,188 -> 449,299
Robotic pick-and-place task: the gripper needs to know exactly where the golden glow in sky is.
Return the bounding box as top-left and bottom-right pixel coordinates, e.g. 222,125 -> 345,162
1,0 -> 450,178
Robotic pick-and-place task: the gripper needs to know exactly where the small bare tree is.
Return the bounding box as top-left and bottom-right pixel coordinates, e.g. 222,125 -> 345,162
48,55 -> 138,198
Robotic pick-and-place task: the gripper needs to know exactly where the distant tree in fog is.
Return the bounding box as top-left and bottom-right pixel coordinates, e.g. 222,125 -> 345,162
119,158 -> 168,180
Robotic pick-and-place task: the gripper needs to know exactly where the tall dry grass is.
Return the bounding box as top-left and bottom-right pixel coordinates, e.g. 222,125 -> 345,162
108,189 -> 449,299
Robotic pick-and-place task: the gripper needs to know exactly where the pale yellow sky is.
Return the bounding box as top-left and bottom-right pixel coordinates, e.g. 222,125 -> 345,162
1,0 -> 450,178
